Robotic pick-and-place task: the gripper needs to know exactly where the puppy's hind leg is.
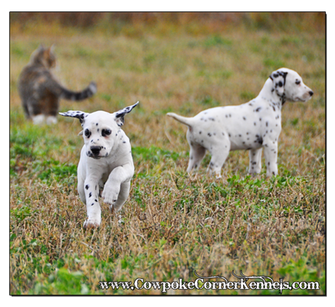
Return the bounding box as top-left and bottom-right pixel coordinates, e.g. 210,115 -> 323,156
187,143 -> 206,174
249,148 -> 262,176
208,141 -> 230,179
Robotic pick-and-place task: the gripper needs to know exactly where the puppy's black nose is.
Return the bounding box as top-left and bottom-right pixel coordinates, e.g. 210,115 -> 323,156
91,146 -> 102,155
309,91 -> 314,96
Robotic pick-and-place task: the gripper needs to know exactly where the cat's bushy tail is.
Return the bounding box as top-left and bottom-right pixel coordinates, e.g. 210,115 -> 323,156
60,81 -> 97,101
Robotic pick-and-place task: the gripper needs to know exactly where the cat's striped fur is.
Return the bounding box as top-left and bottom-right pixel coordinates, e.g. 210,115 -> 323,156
18,45 -> 97,124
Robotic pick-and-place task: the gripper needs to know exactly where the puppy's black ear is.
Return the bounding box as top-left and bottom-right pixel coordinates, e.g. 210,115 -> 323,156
269,70 -> 288,99
269,70 -> 288,81
59,110 -> 89,127
114,101 -> 139,127
269,71 -> 279,81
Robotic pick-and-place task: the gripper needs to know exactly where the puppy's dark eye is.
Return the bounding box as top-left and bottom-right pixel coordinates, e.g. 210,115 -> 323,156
84,129 -> 91,138
295,79 -> 301,85
102,129 -> 111,137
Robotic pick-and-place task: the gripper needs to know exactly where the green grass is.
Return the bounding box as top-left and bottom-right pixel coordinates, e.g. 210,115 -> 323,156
10,13 -> 325,295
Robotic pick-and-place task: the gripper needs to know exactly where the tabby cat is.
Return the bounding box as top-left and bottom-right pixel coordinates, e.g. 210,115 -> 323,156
18,45 -> 97,124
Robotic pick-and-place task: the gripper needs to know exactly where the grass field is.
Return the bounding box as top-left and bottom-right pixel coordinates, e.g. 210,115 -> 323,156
10,13 -> 325,295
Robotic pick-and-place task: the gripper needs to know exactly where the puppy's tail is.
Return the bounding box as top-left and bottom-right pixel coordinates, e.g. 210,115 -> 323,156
166,112 -> 194,127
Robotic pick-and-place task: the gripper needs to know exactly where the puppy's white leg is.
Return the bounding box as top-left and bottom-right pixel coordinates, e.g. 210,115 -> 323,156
102,164 -> 133,211
77,178 -> 86,205
76,151 -> 101,228
207,144 -> 230,179
263,142 -> 279,177
187,144 -> 206,173
83,178 -> 102,228
112,181 -> 131,212
249,148 -> 263,176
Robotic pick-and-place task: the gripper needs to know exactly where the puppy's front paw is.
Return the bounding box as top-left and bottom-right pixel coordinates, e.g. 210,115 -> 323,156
102,189 -> 118,206
83,218 -> 100,229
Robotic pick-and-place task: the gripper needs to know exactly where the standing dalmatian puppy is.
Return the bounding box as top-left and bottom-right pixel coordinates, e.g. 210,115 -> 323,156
167,68 -> 313,178
60,102 -> 139,228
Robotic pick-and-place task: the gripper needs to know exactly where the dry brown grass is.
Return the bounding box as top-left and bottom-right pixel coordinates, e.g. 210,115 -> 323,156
10,13 -> 325,295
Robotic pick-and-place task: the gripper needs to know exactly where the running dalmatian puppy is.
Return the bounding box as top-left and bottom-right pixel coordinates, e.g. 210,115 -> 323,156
60,102 -> 139,228
167,68 -> 313,178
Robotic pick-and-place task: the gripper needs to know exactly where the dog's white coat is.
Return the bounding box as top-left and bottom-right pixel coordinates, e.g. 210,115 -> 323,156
167,68 -> 313,178
60,102 -> 139,228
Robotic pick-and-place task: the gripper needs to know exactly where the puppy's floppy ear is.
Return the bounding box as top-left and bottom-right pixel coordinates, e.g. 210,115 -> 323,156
269,70 -> 288,82
269,70 -> 288,98
59,110 -> 89,127
114,101 -> 139,127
